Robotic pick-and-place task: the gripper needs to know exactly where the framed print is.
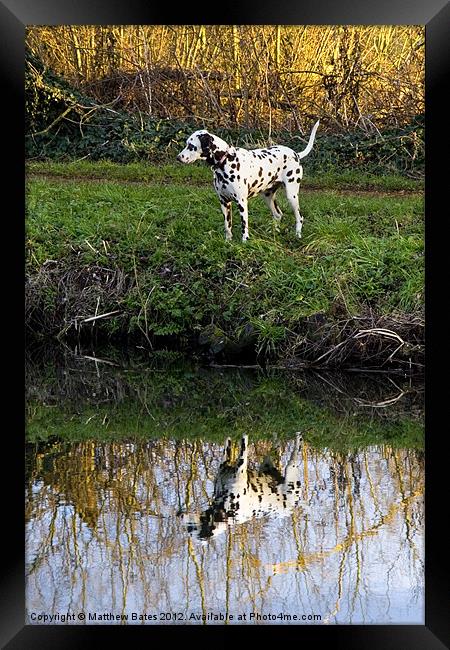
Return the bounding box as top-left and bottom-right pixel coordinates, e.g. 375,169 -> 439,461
2,0 -> 449,647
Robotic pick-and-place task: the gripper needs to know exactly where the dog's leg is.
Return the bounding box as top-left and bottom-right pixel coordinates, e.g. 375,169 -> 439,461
262,188 -> 283,222
284,433 -> 302,487
220,201 -> 233,241
237,434 -> 249,473
215,437 -> 231,495
223,437 -> 232,463
284,183 -> 304,238
237,198 -> 249,242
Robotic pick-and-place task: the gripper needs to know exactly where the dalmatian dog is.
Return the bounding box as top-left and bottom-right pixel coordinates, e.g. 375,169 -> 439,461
177,121 -> 319,241
182,434 -> 304,540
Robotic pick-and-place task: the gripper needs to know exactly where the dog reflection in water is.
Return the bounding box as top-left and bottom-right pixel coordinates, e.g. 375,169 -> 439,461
183,434 -> 304,539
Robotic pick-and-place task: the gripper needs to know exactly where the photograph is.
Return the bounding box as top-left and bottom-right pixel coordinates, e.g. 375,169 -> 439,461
24,24 -> 426,629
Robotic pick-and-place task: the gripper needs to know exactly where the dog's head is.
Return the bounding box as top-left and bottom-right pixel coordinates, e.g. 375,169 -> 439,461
177,130 -> 233,166
181,506 -> 230,541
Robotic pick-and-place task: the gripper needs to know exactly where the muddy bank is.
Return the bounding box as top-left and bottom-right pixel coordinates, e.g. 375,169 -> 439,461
26,259 -> 424,374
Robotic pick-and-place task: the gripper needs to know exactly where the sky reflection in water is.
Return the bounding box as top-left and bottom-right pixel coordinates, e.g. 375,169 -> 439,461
26,435 -> 424,625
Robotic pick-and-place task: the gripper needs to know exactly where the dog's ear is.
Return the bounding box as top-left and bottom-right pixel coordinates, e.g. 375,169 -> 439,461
198,133 -> 214,156
198,133 -> 228,165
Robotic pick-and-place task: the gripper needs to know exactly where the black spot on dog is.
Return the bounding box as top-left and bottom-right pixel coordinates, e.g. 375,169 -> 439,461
198,133 -> 213,148
198,133 -> 216,165
286,169 -> 293,176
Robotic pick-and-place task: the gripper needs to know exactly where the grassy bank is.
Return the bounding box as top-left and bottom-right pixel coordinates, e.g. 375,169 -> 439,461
26,161 -> 424,371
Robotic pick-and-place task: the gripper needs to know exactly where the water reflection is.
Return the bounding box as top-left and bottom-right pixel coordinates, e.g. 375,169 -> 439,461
26,435 -> 424,624
183,434 -> 306,539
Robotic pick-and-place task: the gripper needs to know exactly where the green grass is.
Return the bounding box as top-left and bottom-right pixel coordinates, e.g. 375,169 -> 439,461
26,160 -> 423,192
26,162 -> 424,355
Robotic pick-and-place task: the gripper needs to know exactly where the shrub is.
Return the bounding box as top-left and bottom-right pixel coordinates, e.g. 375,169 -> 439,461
26,49 -> 424,176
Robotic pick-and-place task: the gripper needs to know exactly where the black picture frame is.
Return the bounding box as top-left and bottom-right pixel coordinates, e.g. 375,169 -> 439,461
5,1 -> 449,647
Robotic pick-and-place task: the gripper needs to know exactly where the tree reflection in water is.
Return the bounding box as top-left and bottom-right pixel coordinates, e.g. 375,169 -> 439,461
26,437 -> 424,624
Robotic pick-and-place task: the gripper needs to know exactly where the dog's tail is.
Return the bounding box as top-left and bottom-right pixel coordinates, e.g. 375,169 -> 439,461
296,120 -> 320,160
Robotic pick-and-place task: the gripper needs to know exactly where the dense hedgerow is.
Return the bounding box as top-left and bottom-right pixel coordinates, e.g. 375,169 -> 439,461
26,49 -> 424,176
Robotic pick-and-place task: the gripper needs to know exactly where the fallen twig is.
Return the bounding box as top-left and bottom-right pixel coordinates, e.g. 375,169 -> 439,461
354,328 -> 405,344
77,354 -> 119,366
81,310 -> 122,323
353,391 -> 406,408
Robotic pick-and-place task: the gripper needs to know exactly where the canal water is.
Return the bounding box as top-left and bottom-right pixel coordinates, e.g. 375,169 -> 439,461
25,350 -> 424,625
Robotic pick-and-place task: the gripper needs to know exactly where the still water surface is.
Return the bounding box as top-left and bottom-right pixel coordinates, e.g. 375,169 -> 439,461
26,354 -> 424,625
